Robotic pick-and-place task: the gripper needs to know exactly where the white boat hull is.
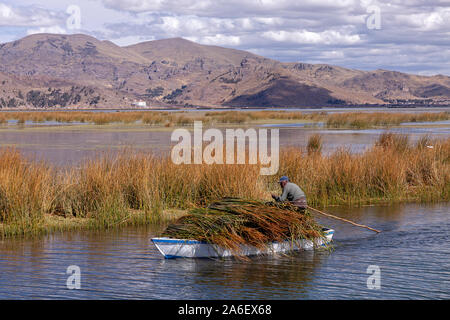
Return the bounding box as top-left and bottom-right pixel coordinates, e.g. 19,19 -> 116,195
152,228 -> 334,259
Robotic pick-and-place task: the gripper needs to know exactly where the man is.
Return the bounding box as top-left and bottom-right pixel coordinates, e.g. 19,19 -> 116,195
271,176 -> 307,211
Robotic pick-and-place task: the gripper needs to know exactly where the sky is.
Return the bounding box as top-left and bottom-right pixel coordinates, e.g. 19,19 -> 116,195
0,0 -> 449,75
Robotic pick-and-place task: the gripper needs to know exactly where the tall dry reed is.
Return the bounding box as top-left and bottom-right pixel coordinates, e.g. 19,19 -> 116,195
0,149 -> 53,235
307,134 -> 323,155
326,112 -> 449,129
275,136 -> 449,205
0,136 -> 449,237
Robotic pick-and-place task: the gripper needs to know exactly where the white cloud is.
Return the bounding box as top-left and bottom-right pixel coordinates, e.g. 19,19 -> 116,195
102,0 -> 362,17
26,25 -> 67,35
186,34 -> 241,46
319,50 -> 345,59
0,3 -> 63,27
96,0 -> 450,74
0,0 -> 449,75
263,30 -> 361,45
395,8 -> 450,31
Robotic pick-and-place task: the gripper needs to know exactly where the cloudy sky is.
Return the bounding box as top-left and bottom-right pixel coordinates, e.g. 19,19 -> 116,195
0,0 -> 449,75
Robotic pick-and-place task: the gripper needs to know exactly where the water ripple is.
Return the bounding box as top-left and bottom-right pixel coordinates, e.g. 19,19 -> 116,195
0,203 -> 449,299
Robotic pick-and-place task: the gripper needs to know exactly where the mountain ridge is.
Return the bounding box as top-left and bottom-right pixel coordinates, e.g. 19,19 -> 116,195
0,33 -> 448,109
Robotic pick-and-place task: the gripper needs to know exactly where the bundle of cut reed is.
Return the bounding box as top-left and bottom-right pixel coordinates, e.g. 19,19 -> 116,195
162,198 -> 326,254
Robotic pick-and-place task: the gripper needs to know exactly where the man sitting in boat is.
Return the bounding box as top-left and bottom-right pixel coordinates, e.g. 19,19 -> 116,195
271,176 -> 307,212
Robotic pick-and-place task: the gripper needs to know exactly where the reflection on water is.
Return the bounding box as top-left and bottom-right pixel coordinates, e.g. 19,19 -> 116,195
0,203 -> 448,299
278,126 -> 450,154
0,129 -> 171,166
0,122 -> 449,165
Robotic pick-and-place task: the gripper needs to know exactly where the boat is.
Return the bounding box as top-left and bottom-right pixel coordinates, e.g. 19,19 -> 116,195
152,228 -> 334,259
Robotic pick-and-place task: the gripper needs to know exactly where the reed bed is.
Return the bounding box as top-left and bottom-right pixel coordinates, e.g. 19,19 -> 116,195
277,134 -> 450,205
0,110 -> 448,128
0,149 -> 54,236
0,135 -> 449,237
203,111 -> 322,123
162,198 -> 325,256
307,134 -> 323,155
326,112 -> 450,129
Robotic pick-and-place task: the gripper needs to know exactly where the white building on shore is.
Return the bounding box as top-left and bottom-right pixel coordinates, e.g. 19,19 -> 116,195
131,100 -> 147,108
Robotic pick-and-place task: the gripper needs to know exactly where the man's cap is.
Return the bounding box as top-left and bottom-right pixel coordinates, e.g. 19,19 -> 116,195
279,176 -> 289,182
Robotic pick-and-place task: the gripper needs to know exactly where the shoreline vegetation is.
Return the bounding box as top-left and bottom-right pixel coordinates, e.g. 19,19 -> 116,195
0,133 -> 449,238
0,110 -> 449,128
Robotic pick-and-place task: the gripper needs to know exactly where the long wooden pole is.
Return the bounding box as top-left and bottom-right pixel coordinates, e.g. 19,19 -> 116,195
307,206 -> 381,233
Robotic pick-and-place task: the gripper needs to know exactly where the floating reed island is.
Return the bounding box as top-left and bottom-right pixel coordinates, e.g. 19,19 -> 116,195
0,133 -> 449,237
0,110 -> 448,128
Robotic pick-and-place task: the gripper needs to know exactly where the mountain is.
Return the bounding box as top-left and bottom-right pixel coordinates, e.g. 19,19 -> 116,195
0,33 -> 448,109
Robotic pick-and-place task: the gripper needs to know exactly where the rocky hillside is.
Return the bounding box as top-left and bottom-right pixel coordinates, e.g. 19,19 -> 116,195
0,33 -> 448,108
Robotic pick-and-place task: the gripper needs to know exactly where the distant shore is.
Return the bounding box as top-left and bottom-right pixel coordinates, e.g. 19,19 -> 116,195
0,104 -> 449,112
0,109 -> 448,129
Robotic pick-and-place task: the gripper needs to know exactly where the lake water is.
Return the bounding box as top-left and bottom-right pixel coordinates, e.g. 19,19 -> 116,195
0,203 -> 448,299
0,109 -> 448,299
0,122 -> 449,165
